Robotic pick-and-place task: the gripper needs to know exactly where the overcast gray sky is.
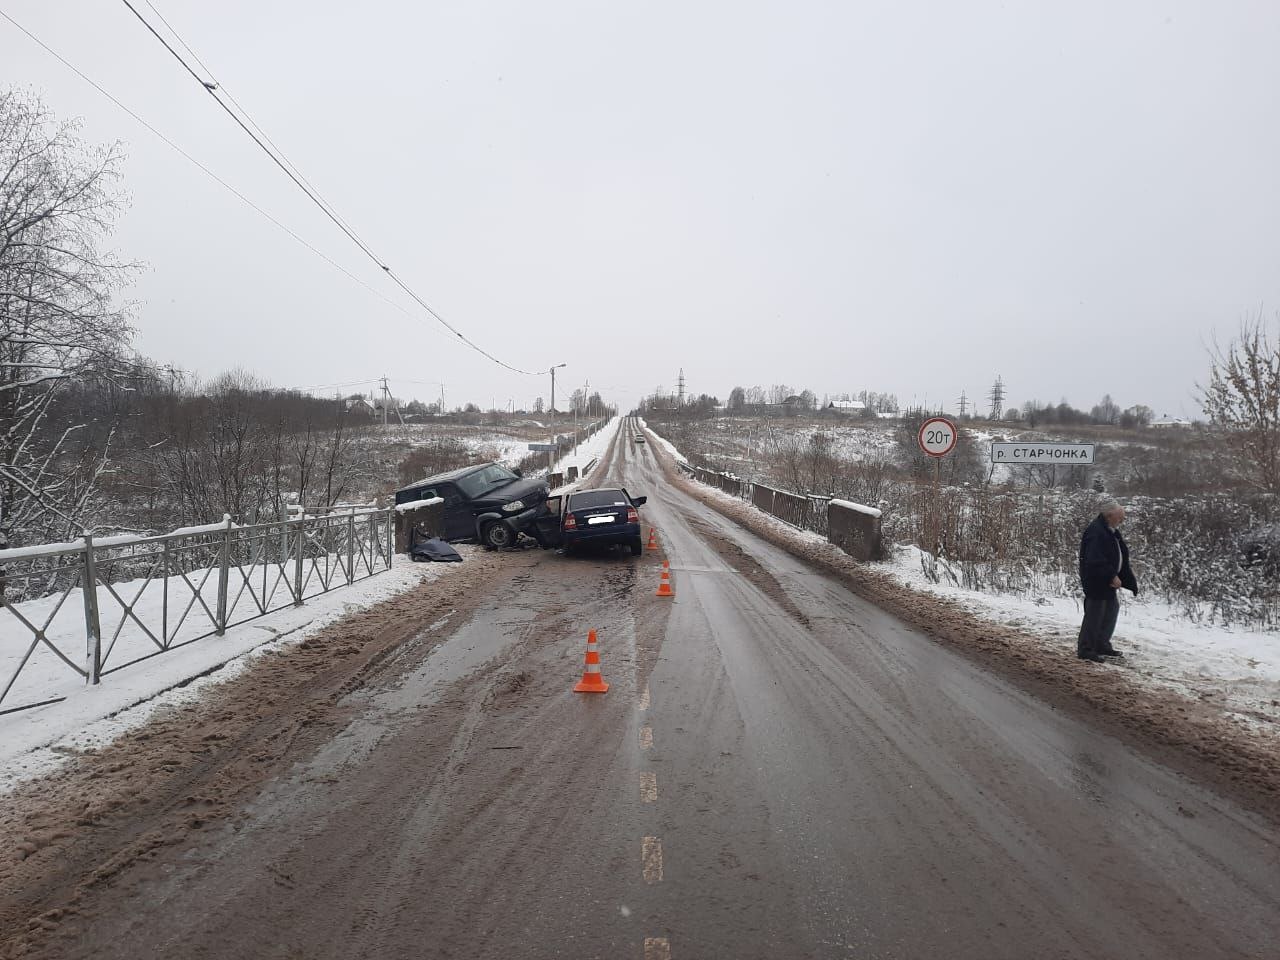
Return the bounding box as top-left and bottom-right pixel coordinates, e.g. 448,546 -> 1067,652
6,1 -> 1279,417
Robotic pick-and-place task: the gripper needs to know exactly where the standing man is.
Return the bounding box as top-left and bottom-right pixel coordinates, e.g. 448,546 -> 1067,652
1077,499 -> 1138,663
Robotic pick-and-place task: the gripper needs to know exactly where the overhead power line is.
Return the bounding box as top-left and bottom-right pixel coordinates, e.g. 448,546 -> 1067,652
116,0 -> 542,376
5,1 -> 541,377
290,378 -> 382,393
137,0 -> 365,245
0,9 -> 422,323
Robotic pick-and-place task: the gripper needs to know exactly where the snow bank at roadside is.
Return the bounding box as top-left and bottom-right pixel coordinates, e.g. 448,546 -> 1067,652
644,423 -> 1280,732
557,416 -> 619,474
1,552 -> 471,793
885,545 -> 1280,729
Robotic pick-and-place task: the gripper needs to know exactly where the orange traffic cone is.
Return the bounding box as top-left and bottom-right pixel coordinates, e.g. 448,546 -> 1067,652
656,568 -> 674,598
573,629 -> 610,693
646,528 -> 658,551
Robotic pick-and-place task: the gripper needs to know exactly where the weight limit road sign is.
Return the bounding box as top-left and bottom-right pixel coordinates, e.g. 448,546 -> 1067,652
917,417 -> 957,457
990,442 -> 1095,464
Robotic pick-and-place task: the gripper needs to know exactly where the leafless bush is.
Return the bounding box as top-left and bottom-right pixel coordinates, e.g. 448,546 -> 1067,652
397,440 -> 474,488
101,370 -> 370,527
894,409 -> 986,485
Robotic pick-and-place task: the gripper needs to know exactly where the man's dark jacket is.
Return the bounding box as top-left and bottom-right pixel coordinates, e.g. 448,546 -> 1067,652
1079,514 -> 1138,597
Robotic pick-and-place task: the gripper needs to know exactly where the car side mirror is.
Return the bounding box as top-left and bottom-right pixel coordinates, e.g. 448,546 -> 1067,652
512,468 -> 523,478
631,496 -> 647,507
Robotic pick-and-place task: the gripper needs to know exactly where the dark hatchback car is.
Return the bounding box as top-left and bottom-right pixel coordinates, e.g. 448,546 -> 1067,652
394,462 -> 551,549
534,487 -> 647,555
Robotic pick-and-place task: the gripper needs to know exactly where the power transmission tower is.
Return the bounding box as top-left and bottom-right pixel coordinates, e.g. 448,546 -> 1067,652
957,390 -> 969,417
677,368 -> 686,409
987,375 -> 1005,420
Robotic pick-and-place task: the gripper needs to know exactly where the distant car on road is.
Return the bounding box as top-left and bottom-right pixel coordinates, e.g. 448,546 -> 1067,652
395,463 -> 550,550
634,435 -> 646,443
534,487 -> 647,556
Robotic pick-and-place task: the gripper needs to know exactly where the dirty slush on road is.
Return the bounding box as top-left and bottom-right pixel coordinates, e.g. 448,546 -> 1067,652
0,433 -> 676,959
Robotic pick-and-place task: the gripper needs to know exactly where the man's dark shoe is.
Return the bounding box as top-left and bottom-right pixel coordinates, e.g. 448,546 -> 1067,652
1077,653 -> 1106,663
1099,649 -> 1124,658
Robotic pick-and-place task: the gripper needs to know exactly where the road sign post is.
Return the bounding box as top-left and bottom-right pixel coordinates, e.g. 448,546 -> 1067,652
917,417 -> 957,555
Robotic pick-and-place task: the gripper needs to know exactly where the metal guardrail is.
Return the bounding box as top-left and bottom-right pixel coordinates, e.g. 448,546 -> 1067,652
691,465 -> 831,536
0,509 -> 395,716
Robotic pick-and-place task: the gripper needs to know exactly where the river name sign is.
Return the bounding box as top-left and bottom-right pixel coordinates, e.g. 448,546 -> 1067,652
990,442 -> 1096,464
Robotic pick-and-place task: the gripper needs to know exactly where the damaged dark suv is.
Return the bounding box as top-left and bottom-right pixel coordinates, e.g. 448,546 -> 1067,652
394,463 -> 551,549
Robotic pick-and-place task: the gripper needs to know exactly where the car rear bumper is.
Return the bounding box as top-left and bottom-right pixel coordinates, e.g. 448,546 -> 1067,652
564,522 -> 641,546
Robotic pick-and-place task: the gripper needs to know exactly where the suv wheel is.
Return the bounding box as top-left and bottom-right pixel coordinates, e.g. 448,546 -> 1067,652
629,538 -> 643,557
482,521 -> 514,550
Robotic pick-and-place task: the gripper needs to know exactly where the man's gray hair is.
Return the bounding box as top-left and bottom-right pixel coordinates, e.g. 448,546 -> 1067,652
1099,498 -> 1123,515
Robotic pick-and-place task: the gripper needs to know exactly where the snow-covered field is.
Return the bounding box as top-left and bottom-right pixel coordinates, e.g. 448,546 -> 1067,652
0,553 -> 468,793
696,417 -> 897,464
645,424 -> 1280,731
366,423 -> 550,471
401,431 -> 533,467
461,434 -> 537,466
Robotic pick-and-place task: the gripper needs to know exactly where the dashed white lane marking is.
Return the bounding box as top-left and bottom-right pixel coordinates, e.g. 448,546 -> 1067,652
644,937 -> 671,960
638,684 -> 650,710
640,772 -> 658,803
642,837 -> 664,884
639,725 -> 654,751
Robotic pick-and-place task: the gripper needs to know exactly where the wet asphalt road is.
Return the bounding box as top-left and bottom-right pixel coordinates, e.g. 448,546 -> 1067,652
28,421 -> 1280,959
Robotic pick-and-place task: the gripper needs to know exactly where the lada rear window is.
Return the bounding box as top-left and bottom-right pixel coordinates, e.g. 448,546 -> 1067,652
570,490 -> 628,509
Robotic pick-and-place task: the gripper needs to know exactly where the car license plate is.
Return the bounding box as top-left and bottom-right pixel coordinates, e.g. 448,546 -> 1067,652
587,516 -> 614,525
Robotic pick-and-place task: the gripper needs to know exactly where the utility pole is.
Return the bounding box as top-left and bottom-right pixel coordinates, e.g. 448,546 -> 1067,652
677,368 -> 686,410
380,376 -> 390,429
549,363 -> 566,471
957,390 -> 969,418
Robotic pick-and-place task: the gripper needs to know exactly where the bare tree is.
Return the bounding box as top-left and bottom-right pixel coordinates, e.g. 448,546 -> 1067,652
1090,394 -> 1120,425
1120,404 -> 1152,428
0,89 -> 137,547
1201,313 -> 1280,492
768,384 -> 799,407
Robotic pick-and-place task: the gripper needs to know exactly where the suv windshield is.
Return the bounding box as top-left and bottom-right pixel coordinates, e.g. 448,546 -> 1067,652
570,490 -> 628,510
456,464 -> 517,499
